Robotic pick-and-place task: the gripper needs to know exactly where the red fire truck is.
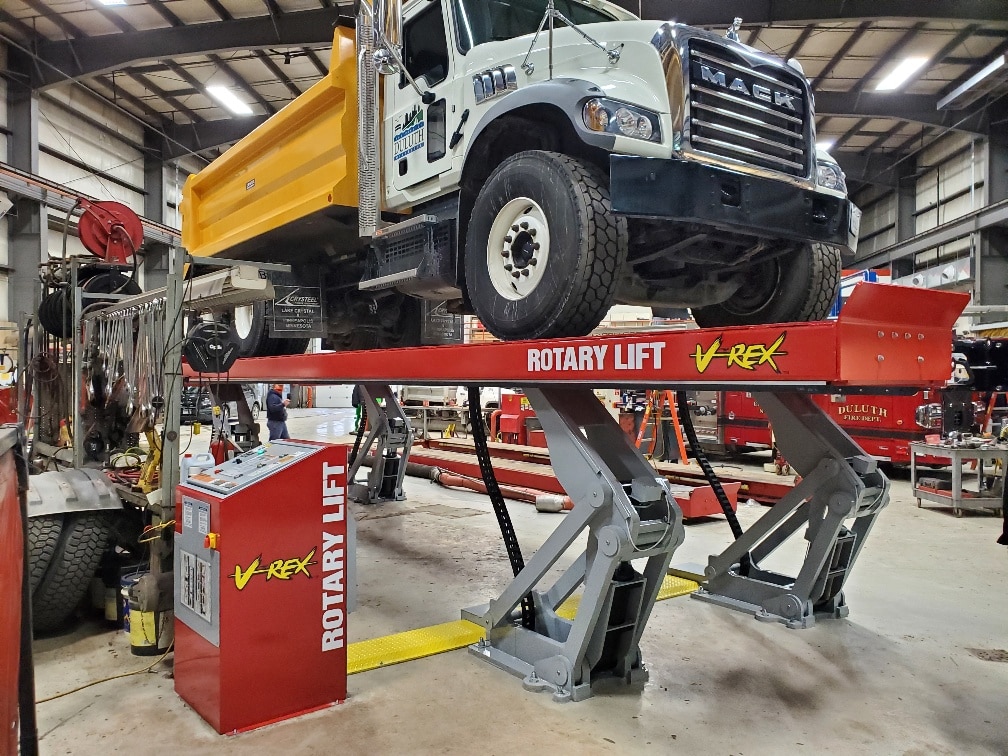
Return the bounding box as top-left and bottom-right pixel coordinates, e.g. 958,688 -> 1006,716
713,337 -> 1008,466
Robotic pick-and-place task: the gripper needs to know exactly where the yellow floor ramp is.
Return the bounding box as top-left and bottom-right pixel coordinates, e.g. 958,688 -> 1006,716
347,573 -> 699,675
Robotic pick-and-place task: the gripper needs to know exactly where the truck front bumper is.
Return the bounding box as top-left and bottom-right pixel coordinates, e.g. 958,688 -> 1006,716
609,156 -> 859,257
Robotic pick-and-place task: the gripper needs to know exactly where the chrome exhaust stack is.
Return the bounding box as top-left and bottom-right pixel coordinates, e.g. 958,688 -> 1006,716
356,0 -> 381,238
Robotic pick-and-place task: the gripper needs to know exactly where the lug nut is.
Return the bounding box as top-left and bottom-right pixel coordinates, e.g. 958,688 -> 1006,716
501,250 -> 510,257
512,271 -> 521,278
520,221 -> 529,230
533,243 -> 540,250
511,225 -> 520,232
529,259 -> 537,265
504,235 -> 512,243
529,228 -> 537,237
504,264 -> 513,271
521,269 -> 530,276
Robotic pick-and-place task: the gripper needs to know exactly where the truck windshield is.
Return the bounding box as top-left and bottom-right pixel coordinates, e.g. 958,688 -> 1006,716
452,0 -> 617,53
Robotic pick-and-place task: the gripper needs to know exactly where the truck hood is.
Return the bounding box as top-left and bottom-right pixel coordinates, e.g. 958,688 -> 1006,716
462,19 -> 796,117
463,19 -> 677,115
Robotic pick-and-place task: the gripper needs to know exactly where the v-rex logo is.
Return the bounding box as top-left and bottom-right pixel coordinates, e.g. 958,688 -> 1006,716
231,549 -> 317,591
692,333 -> 788,374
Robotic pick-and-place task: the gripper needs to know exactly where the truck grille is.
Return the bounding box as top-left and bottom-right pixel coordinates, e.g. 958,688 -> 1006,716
688,40 -> 809,177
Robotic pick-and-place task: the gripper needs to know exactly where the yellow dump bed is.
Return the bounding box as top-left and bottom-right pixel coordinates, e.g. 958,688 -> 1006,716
181,26 -> 359,260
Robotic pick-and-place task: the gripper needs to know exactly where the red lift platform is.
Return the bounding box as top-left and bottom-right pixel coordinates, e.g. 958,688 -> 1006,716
184,283 -> 968,701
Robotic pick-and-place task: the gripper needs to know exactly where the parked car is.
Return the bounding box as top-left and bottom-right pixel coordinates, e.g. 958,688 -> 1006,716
180,384 -> 261,425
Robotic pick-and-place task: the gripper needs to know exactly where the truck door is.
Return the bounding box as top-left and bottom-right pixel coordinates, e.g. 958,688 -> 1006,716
385,0 -> 458,192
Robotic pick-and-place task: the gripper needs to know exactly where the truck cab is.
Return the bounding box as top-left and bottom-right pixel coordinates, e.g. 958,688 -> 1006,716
364,0 -> 857,336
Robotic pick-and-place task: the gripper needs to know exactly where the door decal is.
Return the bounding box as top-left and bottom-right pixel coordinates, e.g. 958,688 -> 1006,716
394,105 -> 426,161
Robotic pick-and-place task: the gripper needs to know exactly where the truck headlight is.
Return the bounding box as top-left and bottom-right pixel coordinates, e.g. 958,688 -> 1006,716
816,159 -> 847,193
583,98 -> 661,142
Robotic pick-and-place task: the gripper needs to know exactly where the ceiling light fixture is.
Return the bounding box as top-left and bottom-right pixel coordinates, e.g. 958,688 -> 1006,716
875,56 -> 929,91
816,140 -> 835,152
206,85 -> 253,116
937,54 -> 1006,109
98,0 -> 128,5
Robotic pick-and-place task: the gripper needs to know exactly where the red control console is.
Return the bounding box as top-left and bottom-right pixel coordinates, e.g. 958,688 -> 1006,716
174,440 -> 348,734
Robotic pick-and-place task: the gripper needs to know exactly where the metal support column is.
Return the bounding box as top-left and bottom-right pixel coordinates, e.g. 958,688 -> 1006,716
463,385 -> 685,702
347,383 -> 413,503
154,244 -> 185,577
693,390 -> 890,628
142,129 -> 170,292
6,67 -> 44,326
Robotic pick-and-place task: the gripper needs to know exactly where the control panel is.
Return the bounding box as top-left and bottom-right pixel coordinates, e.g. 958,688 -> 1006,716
175,439 -> 349,734
184,440 -> 318,496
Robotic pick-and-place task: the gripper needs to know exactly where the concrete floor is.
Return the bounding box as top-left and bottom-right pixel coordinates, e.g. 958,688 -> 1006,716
30,408 -> 1008,755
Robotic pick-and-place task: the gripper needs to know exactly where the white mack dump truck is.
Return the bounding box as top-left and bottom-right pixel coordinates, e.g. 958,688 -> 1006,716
181,0 -> 859,355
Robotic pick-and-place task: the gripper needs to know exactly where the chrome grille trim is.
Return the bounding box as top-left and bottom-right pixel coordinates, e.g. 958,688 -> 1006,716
692,136 -> 805,171
687,39 -> 810,177
691,101 -> 803,140
690,84 -> 803,126
690,118 -> 805,155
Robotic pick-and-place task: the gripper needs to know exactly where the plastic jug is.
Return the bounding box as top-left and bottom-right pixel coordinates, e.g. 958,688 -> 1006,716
181,452 -> 215,480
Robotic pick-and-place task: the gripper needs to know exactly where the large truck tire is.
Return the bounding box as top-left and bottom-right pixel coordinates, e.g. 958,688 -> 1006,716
464,151 -> 627,340
225,301 -> 309,357
692,242 -> 841,328
28,512 -> 113,633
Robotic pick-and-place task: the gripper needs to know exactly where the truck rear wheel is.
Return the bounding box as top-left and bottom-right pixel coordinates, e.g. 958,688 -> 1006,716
691,242 -> 841,328
465,151 -> 627,340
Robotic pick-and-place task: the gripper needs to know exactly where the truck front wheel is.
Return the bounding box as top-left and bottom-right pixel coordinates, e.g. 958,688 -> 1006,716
465,151 -> 627,340
691,242 -> 841,328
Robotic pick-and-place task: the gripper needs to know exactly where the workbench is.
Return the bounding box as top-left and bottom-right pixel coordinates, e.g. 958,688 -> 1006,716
909,442 -> 1008,517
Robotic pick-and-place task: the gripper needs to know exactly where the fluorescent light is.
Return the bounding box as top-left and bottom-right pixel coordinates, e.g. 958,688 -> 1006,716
875,56 -> 929,91
937,54 -> 1006,109
206,85 -> 253,116
816,140 -> 835,152
99,0 -> 127,5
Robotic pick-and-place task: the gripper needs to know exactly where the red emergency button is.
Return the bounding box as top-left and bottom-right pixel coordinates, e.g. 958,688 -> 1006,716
204,532 -> 220,550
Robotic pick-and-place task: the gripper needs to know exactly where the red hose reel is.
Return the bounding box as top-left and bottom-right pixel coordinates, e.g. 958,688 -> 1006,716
77,199 -> 144,264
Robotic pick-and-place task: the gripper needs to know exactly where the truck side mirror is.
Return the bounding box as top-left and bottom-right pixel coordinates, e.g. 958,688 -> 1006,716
374,0 -> 402,75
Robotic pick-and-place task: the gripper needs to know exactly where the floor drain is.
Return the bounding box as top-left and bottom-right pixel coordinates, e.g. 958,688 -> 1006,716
967,648 -> 1008,663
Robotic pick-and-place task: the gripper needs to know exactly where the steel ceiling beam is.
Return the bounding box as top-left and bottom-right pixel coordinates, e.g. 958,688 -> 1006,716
785,24 -> 815,61
835,127 -> 940,188
814,91 -> 990,132
302,49 -> 330,76
618,1 -> 1008,24
254,50 -> 303,98
31,8 -> 344,89
852,197 -> 1008,270
207,53 -> 277,115
862,120 -> 910,155
938,37 -> 1008,107
854,22 -> 927,92
161,117 -> 269,160
833,117 -> 872,151
812,21 -> 872,90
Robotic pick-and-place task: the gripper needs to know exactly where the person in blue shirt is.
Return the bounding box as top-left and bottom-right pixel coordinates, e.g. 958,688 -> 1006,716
266,383 -> 290,440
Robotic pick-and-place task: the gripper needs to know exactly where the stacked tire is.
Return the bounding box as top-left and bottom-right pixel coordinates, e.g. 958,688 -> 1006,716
28,511 -> 112,633
38,270 -> 142,338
